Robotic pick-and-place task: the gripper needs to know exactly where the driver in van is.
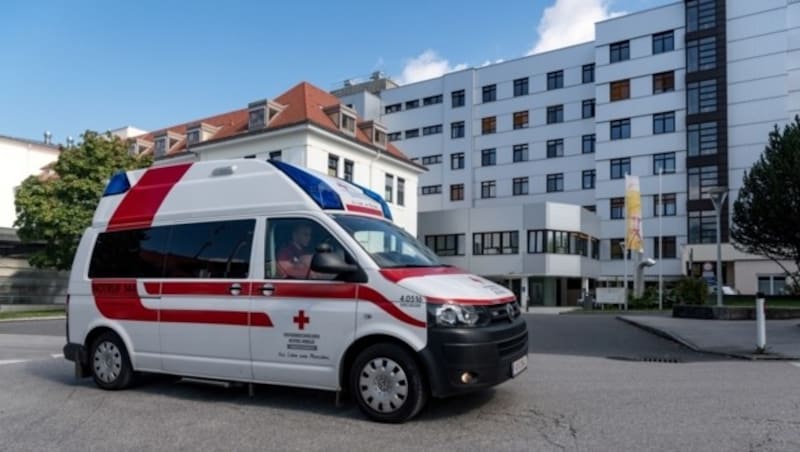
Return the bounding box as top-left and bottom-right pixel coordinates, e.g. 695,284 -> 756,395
276,223 -> 314,279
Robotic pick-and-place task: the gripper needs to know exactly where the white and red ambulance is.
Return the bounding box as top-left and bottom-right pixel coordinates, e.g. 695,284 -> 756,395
63,159 -> 528,422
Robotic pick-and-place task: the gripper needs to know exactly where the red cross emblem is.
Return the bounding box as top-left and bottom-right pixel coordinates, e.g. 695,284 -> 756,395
293,310 -> 310,330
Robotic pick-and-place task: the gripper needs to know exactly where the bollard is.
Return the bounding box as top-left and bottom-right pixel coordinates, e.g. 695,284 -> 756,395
755,292 -> 766,353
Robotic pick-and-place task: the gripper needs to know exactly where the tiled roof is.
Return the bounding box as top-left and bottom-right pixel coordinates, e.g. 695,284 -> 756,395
138,82 -> 418,167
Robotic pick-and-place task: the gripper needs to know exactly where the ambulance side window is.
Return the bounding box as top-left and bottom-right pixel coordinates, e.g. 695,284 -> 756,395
89,227 -> 170,278
264,218 -> 346,280
163,219 -> 255,279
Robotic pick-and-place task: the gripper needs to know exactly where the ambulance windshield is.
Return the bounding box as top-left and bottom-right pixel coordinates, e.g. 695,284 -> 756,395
334,215 -> 442,268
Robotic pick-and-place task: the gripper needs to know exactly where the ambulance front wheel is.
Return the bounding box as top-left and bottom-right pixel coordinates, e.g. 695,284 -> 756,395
350,343 -> 428,423
90,331 -> 134,390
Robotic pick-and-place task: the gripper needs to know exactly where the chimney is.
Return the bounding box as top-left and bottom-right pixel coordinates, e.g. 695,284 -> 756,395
43,131 -> 52,145
66,136 -> 74,148
371,71 -> 383,81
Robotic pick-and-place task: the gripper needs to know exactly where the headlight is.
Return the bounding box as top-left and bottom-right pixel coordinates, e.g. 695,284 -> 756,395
427,303 -> 488,327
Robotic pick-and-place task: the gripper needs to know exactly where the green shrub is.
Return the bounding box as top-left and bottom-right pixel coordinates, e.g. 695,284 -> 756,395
671,277 -> 708,305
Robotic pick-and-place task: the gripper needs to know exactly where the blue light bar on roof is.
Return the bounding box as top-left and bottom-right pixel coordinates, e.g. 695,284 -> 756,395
103,171 -> 131,197
351,183 -> 393,221
270,160 -> 345,210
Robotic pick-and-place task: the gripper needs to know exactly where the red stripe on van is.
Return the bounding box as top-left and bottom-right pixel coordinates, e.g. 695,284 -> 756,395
159,282 -> 253,296
270,282 -> 358,299
426,295 -> 516,306
92,280 -> 273,327
107,163 -> 192,231
379,267 -> 465,283
358,286 -> 426,328
345,204 -> 383,217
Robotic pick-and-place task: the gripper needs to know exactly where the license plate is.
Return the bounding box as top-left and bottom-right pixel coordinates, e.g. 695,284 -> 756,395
511,355 -> 528,377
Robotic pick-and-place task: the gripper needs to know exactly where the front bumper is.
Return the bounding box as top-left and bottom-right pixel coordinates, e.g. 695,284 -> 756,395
419,316 -> 528,398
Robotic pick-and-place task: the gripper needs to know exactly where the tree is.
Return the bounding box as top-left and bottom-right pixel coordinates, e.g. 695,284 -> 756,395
14,131 -> 151,270
731,116 -> 800,293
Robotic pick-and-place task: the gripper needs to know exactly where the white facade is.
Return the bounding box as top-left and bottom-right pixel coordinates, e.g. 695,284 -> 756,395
0,135 -> 60,229
339,0 -> 800,298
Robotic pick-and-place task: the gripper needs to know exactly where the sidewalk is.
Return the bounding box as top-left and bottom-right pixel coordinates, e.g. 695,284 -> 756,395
618,315 -> 800,360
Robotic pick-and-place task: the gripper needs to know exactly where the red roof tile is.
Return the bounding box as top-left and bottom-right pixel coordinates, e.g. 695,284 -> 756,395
138,81 -> 419,168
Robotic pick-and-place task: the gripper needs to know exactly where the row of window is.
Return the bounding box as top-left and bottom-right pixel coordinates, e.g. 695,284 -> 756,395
327,154 -> 355,182
609,29 -> 675,65
609,193 -> 678,220
384,94 -> 443,114
609,71 -> 674,101
610,237 -> 678,259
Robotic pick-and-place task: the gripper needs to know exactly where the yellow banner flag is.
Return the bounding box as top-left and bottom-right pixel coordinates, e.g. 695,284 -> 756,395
625,175 -> 643,253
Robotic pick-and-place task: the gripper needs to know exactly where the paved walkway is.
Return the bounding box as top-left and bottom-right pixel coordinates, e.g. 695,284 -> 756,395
618,315 -> 800,359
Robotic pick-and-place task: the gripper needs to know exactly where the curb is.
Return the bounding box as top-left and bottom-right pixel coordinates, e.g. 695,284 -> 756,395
615,316 -> 796,361
0,315 -> 65,323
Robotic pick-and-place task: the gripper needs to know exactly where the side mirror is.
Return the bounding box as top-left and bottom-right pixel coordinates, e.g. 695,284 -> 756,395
311,245 -> 358,274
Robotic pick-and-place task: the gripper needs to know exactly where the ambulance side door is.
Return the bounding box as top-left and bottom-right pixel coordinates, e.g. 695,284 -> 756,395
250,216 -> 358,390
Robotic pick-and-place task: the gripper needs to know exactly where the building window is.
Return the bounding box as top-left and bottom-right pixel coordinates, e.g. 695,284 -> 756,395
652,71 -> 675,94
547,70 -> 564,90
652,30 -> 674,54
582,134 -> 595,154
582,63 -> 595,83
481,148 -> 496,166
513,144 -> 529,162
423,94 -> 443,106
582,99 -> 595,118
385,103 -> 401,114
268,150 -> 282,161
385,174 -> 394,202
687,0 -> 716,33
512,177 -> 529,196
422,154 -> 442,165
480,180 -> 496,199
473,231 -> 519,255
327,154 -> 339,177
513,111 -> 529,129
688,121 -> 718,156
397,178 -> 405,206
688,165 -> 718,200
610,40 -> 630,63
405,129 -> 419,139
610,197 -> 625,220
546,105 -> 563,124
610,119 -> 631,140
546,173 -> 564,193
653,152 -> 676,174
421,185 -> 442,195
654,193 -> 677,217
451,121 -> 465,139
610,79 -> 630,101
344,159 -> 354,182
687,37 -> 717,72
758,275 -> 789,296
425,234 -> 465,257
451,89 -> 465,108
451,152 -> 465,170
591,238 -> 600,259
687,79 -> 718,114
582,170 -> 595,189
340,114 -> 356,133
514,77 -> 529,96
450,183 -> 464,201
653,112 -> 676,134
482,116 -> 497,134
652,236 -> 677,259
422,124 -> 442,136
405,99 -> 419,110
482,84 -> 496,103
546,139 -> 564,158
689,210 -> 717,244
610,157 -> 631,179
387,132 -> 401,142
527,230 -> 587,255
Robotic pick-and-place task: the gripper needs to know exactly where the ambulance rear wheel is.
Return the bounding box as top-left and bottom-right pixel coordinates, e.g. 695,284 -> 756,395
350,343 -> 427,423
90,331 -> 134,390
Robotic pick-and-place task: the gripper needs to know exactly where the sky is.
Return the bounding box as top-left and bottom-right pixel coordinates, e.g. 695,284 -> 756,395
0,0 -> 673,144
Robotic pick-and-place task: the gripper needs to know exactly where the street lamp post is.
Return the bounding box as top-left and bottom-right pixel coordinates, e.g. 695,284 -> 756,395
707,187 -> 728,307
658,167 -> 663,311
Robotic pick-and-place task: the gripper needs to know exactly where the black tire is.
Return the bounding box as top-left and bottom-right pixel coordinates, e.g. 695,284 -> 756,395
89,331 -> 134,390
350,343 -> 427,423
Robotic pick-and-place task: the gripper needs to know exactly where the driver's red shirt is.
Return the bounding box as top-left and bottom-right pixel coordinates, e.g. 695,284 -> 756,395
276,244 -> 310,278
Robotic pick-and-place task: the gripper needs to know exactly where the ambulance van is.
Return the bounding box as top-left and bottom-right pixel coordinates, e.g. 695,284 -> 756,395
63,159 -> 528,423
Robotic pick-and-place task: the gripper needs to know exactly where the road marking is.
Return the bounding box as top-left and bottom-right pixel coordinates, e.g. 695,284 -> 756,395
0,359 -> 30,366
51,353 -> 63,359
791,362 -> 800,369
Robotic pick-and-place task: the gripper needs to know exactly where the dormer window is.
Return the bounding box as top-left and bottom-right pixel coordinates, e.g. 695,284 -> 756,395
341,114 -> 356,133
153,131 -> 184,158
358,120 -> 388,149
186,122 -> 220,146
248,99 -> 285,131
128,138 -> 152,156
154,137 -> 168,158
324,104 -> 359,136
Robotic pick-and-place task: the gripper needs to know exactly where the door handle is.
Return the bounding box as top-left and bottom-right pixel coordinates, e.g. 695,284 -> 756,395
229,283 -> 242,296
260,284 -> 274,296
